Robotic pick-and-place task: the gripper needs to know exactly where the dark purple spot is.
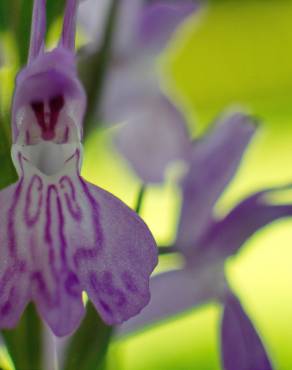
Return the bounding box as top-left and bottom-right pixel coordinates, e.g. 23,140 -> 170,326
121,271 -> 138,293
31,95 -> 64,141
114,290 -> 127,307
1,301 -> 12,315
65,272 -> 80,297
100,271 -> 115,296
99,299 -> 112,315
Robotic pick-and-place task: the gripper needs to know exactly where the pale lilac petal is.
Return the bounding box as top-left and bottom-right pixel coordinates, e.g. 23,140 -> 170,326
78,181 -> 158,325
114,0 -> 144,57
0,184 -> 30,328
197,185 -> 292,260
138,0 -> 199,53
101,55 -> 158,124
78,0 -> 111,47
28,0 -> 46,62
176,113 -> 257,256
221,294 -> 273,370
1,147 -> 157,336
78,0 -> 143,55
2,150 -> 87,336
119,264 -> 226,335
115,95 -> 191,183
60,0 -> 79,51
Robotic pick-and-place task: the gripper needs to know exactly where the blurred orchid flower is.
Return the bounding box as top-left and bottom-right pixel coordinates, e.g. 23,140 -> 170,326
221,293 -> 272,370
120,112 -> 292,368
79,0 -> 199,182
0,0 -> 157,337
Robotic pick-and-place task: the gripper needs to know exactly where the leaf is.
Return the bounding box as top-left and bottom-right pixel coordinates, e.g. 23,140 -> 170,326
1,304 -> 43,370
63,302 -> 113,370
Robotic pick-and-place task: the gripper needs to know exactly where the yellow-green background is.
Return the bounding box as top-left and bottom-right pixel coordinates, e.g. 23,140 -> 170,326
84,1 -> 292,369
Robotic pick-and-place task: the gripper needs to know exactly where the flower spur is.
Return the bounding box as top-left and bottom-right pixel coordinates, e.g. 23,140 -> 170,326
0,0 -> 157,337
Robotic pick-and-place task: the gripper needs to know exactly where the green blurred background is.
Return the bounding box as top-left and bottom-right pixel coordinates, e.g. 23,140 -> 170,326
2,0 -> 292,369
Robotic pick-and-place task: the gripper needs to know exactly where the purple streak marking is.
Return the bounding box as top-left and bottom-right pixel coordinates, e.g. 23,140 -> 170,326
73,177 -> 103,268
24,175 -> 43,227
8,180 -> 24,258
59,176 -> 82,221
65,271 -> 80,297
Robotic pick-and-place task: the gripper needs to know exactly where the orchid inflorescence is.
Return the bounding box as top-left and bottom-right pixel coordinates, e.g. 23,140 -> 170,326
0,0 -> 290,370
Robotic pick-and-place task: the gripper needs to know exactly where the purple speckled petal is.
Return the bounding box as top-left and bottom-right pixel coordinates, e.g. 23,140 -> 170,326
197,185 -> 292,260
0,185 -> 30,328
28,0 -> 46,62
119,263 -> 226,336
78,181 -> 158,325
138,0 -> 199,53
0,146 -> 157,336
2,148 -> 88,336
115,94 -> 191,183
221,293 -> 273,370
176,113 -> 257,257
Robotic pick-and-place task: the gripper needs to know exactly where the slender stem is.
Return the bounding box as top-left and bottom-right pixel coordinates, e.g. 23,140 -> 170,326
135,184 -> 146,214
43,325 -> 58,370
82,0 -> 120,140
158,246 -> 177,255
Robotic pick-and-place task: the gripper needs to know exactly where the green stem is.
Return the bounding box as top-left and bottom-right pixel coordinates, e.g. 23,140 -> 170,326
82,0 -> 120,140
63,303 -> 113,370
158,246 -> 177,255
135,185 -> 146,214
1,304 -> 43,370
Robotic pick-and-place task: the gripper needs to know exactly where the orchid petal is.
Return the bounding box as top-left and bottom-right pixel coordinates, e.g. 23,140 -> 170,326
221,294 -> 273,370
115,95 -> 191,183
198,185 -> 292,260
78,180 -> 157,325
0,146 -> 157,336
114,0 -> 144,57
101,54 -> 158,124
138,0 -> 199,54
78,0 -> 110,48
28,0 -> 46,62
119,263 -> 226,336
60,0 -> 79,51
176,113 -> 256,256
0,184 -> 30,328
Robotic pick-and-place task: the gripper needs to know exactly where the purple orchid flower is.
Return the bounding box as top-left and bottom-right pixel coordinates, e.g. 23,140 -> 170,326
0,0 -> 157,337
119,112 -> 292,368
79,0 -> 199,183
